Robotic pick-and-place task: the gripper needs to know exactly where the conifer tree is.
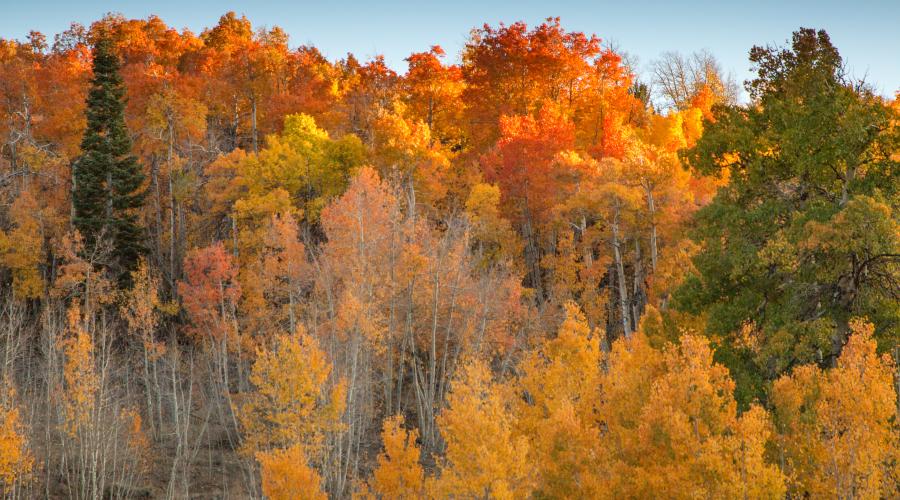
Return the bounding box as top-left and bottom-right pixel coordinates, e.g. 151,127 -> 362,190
73,37 -> 145,277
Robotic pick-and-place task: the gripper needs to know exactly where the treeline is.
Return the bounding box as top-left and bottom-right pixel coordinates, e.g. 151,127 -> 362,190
0,12 -> 897,498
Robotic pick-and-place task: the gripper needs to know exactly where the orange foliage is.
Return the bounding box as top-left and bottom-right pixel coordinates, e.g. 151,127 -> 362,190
60,304 -> 99,436
481,105 -> 576,226
0,384 -> 33,493
436,357 -> 532,498
365,415 -> 427,498
257,444 -> 327,500
178,242 -> 241,342
461,18 -> 602,148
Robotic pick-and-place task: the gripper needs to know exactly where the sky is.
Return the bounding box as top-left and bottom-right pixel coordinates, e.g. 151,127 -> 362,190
1,0 -> 898,101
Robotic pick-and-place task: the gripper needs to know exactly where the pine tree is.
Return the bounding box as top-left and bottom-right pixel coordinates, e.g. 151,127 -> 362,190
73,37 -> 145,277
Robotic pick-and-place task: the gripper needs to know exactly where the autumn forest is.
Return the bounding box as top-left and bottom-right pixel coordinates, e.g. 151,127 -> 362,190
0,11 -> 897,499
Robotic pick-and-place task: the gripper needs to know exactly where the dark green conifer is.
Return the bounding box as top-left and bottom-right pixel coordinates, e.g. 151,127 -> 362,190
73,37 -> 145,277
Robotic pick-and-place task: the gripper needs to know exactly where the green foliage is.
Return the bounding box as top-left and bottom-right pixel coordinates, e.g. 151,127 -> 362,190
72,37 -> 146,278
676,28 -> 899,405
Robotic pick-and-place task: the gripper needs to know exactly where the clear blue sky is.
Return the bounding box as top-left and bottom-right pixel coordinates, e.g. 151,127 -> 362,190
2,0 -> 898,100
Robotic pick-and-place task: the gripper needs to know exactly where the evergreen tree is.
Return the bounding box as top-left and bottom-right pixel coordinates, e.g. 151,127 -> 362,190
73,37 -> 146,277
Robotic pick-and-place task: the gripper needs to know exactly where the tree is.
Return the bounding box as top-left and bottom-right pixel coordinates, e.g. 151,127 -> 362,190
369,106 -> 456,208
72,37 -> 146,278
480,105 -> 577,293
599,333 -> 786,498
435,357 -> 532,498
402,45 -> 464,147
120,259 -> 168,436
60,304 -> 99,437
465,183 -> 522,268
558,154 -> 644,339
771,318 -> 899,498
0,384 -> 33,494
650,50 -> 739,110
237,327 -> 345,462
260,214 -> 309,333
178,242 -> 244,446
365,415 -> 427,499
0,190 -> 45,299
513,302 -> 604,497
178,242 -> 241,343
676,28 -> 899,404
461,18 -> 601,149
257,444 -> 327,500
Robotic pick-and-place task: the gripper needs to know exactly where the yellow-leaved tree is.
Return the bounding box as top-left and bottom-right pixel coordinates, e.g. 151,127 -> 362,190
771,318 -> 899,498
600,333 -> 786,498
238,325 -> 345,498
0,190 -> 45,300
434,357 -> 532,499
258,444 -> 327,500
513,302 -> 604,497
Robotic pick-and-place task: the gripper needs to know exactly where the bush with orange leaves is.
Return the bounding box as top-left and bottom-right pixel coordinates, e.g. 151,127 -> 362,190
363,415 -> 428,499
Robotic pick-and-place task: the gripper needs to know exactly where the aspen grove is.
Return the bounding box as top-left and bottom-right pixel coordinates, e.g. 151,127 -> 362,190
0,13 -> 897,499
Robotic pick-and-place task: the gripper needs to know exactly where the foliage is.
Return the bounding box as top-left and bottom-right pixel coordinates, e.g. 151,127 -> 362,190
677,28 -> 899,404
238,327 -> 345,458
0,14 -> 895,499
72,37 -> 146,278
771,318 -> 900,497
365,415 -> 427,499
257,444 -> 327,500
0,384 -> 33,493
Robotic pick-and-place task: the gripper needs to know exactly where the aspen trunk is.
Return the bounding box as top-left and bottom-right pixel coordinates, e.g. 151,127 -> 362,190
612,201 -> 632,337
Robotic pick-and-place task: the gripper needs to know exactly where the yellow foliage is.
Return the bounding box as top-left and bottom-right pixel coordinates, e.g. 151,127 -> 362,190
465,183 -> 522,267
0,190 -> 45,300
436,358 -> 532,498
370,108 -> 454,207
234,187 -> 297,259
601,334 -> 785,498
541,232 -> 582,305
680,106 -> 704,147
515,302 -> 603,497
366,415 -> 427,499
771,318 -> 899,498
61,304 -> 98,436
239,326 -> 345,459
121,259 -> 166,359
647,112 -> 687,153
517,302 -> 599,430
258,444 -> 327,500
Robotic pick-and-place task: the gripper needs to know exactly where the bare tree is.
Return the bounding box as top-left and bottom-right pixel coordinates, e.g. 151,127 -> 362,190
650,49 -> 740,110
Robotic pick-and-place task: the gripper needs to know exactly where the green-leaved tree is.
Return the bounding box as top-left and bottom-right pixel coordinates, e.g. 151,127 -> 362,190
676,28 -> 899,405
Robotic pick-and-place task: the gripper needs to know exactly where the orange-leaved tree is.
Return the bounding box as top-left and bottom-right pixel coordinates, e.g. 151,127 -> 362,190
599,332 -> 785,498
513,302 -> 603,497
364,415 -> 428,499
0,383 -> 33,494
